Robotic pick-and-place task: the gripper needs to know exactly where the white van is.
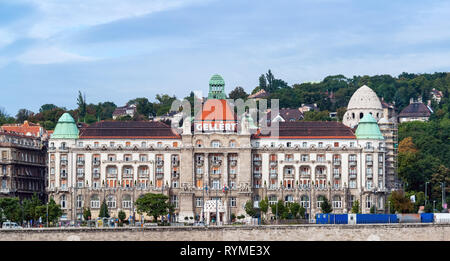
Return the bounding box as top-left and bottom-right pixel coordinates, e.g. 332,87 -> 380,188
2,221 -> 23,229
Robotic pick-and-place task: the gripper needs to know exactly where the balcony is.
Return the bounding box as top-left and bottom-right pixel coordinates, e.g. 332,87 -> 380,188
270,173 -> 278,179
77,160 -> 85,165
230,160 -> 237,167
253,157 -> 262,161
366,173 -> 373,178
106,173 -> 117,178
211,160 -> 222,167
333,173 -> 341,179
270,161 -> 277,167
284,172 -> 294,178
196,160 -> 204,166
60,172 -> 67,178
333,160 -> 341,166
156,173 -> 164,179
59,187 -> 69,192
93,173 -> 100,179
122,172 -> 134,178
172,160 -> 180,167
0,188 -> 10,194
138,172 -> 149,178
58,146 -> 68,151
60,160 -> 68,166
92,160 -> 101,166
349,173 -> 357,179
229,173 -> 236,179
253,161 -> 261,166
349,161 -> 357,167
172,172 -> 179,178
253,173 -> 262,179
300,172 -> 310,177
77,172 -> 84,178
366,161 -> 373,166
315,172 -> 327,178
156,160 -> 164,167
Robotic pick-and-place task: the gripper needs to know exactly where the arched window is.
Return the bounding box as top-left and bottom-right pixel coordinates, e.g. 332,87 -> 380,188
60,195 -> 67,209
196,140 -> 203,148
285,195 -> 294,204
332,195 -> 342,208
229,140 -> 236,148
211,140 -> 221,148
122,194 -> 132,209
300,195 -> 310,208
107,195 -> 116,208
317,195 -> 326,208
90,195 -> 100,209
360,112 -> 364,119
352,113 -> 355,119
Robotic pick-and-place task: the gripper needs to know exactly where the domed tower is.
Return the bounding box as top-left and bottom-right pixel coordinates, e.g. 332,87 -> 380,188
208,74 -> 227,99
355,114 -> 384,140
343,85 -> 383,128
52,113 -> 79,139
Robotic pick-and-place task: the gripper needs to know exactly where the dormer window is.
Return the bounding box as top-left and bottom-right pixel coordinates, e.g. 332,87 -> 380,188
211,140 -> 221,148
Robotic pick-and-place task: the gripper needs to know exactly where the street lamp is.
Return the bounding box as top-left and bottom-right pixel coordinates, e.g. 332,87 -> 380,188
433,200 -> 436,213
425,182 -> 429,206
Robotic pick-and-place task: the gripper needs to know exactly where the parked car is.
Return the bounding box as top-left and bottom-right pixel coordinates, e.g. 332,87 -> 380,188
2,221 -> 23,229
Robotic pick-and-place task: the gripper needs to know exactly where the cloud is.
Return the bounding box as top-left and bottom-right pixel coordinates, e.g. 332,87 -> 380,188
19,0 -> 210,39
16,46 -> 96,64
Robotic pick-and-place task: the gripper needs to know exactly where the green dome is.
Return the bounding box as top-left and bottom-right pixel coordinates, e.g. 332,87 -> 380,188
51,113 -> 79,139
355,113 -> 384,140
209,74 -> 225,86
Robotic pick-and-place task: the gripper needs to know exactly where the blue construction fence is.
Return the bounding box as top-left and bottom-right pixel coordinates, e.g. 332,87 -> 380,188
315,213 -> 438,224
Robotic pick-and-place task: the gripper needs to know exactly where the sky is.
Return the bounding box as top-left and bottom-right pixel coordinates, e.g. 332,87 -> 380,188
1,0 -> 450,115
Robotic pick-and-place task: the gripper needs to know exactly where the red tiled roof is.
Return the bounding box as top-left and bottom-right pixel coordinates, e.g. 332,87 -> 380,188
1,121 -> 43,137
253,121 -> 356,139
79,121 -> 180,139
195,99 -> 236,122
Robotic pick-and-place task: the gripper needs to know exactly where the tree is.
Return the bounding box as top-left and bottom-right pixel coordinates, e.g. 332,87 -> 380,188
42,198 -> 63,224
259,197 -> 269,221
135,193 -> 173,222
351,200 -> 360,214
244,200 -> 257,218
229,87 -> 248,100
298,205 -> 306,218
128,98 -> 154,118
0,197 -> 22,223
83,207 -> 91,221
22,193 -> 42,223
259,74 -> 267,90
288,202 -> 301,219
16,109 -> 34,122
271,200 -> 287,219
39,104 -> 58,113
388,190 -> 414,213
370,205 -> 376,214
99,199 -> 110,218
118,210 -> 126,226
320,197 -> 333,214
77,91 -> 87,122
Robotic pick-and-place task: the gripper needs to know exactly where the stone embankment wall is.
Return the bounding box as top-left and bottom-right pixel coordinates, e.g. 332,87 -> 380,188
1,224 -> 448,241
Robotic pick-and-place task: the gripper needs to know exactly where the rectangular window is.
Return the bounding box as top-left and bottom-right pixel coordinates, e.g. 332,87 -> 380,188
349,180 -> 356,189
302,142 -> 307,148
195,198 -> 203,207
229,197 -> 236,207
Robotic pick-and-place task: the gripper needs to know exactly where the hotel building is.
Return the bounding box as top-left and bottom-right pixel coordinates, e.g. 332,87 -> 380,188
47,75 -> 396,223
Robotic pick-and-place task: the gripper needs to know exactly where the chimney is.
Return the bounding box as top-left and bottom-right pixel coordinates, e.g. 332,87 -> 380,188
418,96 -> 422,103
427,100 -> 431,106
410,98 -> 414,104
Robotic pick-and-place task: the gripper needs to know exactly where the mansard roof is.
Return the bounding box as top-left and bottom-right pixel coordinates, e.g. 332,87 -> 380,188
253,121 -> 356,139
79,121 -> 179,139
398,102 -> 432,118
